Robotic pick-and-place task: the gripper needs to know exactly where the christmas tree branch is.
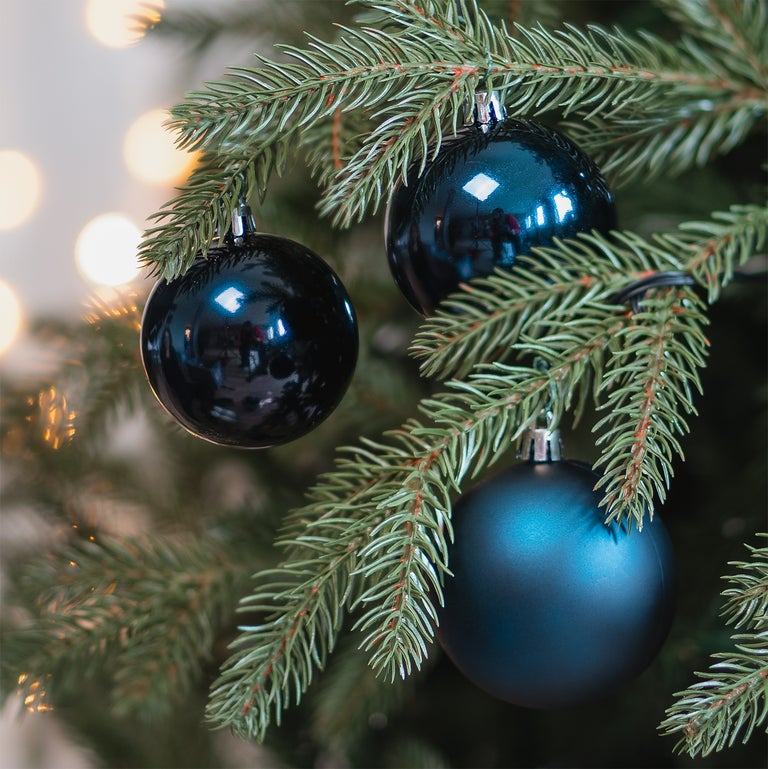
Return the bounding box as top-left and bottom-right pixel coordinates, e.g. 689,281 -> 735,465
413,205 -> 765,526
138,0 -> 764,278
205,200 -> 765,738
660,536 -> 768,757
656,0 -> 768,88
206,313 -> 625,739
4,535 -> 252,721
206,522 -> 364,738
721,538 -> 768,629
593,286 -> 708,526
412,205 -> 766,379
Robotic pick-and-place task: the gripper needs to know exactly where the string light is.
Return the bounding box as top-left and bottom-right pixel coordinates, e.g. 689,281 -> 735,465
17,673 -> 54,713
0,279 -> 23,356
85,0 -> 165,49
0,150 -> 42,230
75,212 -> 141,287
38,386 -> 77,449
124,108 -> 197,185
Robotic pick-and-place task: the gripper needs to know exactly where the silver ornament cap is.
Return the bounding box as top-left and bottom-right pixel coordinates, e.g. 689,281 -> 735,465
519,425 -> 563,463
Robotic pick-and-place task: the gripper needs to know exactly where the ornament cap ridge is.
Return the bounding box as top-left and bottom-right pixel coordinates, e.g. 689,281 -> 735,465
230,202 -> 257,244
520,426 -> 563,463
473,91 -> 506,132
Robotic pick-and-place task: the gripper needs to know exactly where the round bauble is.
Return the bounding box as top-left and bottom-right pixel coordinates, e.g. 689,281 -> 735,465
437,460 -> 676,708
385,118 -> 616,315
140,234 -> 358,448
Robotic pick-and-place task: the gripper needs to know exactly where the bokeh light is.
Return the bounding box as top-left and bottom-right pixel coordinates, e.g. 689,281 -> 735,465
0,280 -> 23,356
0,150 -> 42,230
85,0 -> 165,49
124,108 -> 197,185
75,213 -> 142,287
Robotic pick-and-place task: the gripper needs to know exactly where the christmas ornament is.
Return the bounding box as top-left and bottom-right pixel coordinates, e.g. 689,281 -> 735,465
385,94 -> 616,315
140,205 -> 358,448
437,426 -> 676,708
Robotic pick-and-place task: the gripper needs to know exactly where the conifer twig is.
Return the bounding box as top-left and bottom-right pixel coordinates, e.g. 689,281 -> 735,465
660,536 -> 768,757
6,536 -> 253,721
139,0 -> 766,278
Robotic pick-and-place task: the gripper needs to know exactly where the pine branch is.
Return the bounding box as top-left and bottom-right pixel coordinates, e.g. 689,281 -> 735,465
656,0 -> 768,88
660,536 -> 768,757
565,1 -> 767,183
593,286 -> 709,528
206,317 -> 622,739
205,201 -> 765,739
412,205 -> 767,379
139,151 -> 262,280
4,535 -> 252,721
138,0 -> 765,277
722,536 -> 768,630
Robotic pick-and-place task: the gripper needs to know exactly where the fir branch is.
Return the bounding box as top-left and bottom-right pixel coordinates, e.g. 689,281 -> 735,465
139,151 -> 262,279
563,96 -> 765,185
592,286 -> 709,528
661,643 -> 768,757
206,320 -> 620,739
5,535 -> 251,721
656,0 -> 768,88
411,205 -> 768,380
206,204 -> 764,738
138,0 -> 765,276
660,537 -> 768,757
721,535 -> 768,630
206,518 -> 367,738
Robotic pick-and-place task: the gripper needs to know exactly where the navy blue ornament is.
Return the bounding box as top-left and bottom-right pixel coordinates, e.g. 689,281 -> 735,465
437,429 -> 676,708
385,113 -> 616,315
140,207 -> 358,448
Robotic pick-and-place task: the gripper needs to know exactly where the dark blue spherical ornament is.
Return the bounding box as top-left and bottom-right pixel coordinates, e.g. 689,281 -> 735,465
385,118 -> 616,315
140,231 -> 358,448
437,459 -> 676,708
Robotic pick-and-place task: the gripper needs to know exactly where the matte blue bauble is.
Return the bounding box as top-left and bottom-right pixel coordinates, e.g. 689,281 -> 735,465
385,118 -> 616,315
437,460 -> 676,708
141,234 -> 358,448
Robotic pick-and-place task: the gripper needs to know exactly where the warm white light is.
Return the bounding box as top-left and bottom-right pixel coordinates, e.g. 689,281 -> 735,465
123,109 -> 196,185
0,150 -> 42,230
0,280 -> 23,356
85,0 -> 165,48
75,213 -> 141,287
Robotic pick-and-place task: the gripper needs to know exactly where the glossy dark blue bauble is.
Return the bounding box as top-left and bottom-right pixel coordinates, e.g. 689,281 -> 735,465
140,234 -> 358,448
437,460 -> 676,708
385,119 -> 616,315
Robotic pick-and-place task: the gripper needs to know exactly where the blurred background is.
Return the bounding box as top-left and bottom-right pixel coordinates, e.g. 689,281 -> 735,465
0,2 -> 765,768
0,0 -> 255,371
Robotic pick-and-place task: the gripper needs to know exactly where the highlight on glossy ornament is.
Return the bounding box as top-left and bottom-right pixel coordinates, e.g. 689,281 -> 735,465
385,93 -> 616,315
436,425 -> 676,708
140,204 -> 359,449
